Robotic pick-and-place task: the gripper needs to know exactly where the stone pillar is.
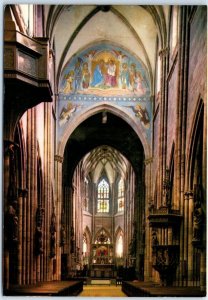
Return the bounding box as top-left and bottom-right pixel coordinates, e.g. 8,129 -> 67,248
158,47 -> 169,208
54,154 -> 63,280
22,189 -> 28,285
17,189 -> 23,285
183,192 -> 189,285
187,191 -> 194,286
3,141 -> 19,289
144,158 -> 153,282
200,250 -> 206,292
3,142 -> 11,290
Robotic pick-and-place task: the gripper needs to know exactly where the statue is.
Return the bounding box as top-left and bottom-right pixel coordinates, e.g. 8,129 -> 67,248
192,184 -> 203,243
35,207 -> 44,255
193,204 -> 203,241
35,226 -> 43,254
5,205 -> 18,248
152,231 -> 159,246
129,221 -> 137,257
70,226 -> 75,254
50,212 -> 56,258
163,168 -> 171,208
7,144 -> 18,205
60,224 -> 66,246
60,210 -> 66,246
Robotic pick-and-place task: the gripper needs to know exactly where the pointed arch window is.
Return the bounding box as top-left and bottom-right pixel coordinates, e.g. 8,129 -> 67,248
116,234 -> 123,257
97,178 -> 109,213
118,178 -> 124,212
83,177 -> 89,212
83,233 -> 87,256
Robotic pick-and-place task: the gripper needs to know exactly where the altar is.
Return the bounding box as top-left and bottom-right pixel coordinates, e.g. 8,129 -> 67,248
89,242 -> 115,278
90,264 -> 115,278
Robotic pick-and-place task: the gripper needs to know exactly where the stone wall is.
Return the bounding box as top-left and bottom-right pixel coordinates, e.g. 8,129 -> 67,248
186,7 -> 207,150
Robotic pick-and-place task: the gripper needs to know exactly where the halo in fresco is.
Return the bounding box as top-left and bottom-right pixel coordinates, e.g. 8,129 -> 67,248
59,44 -> 150,97
58,43 -> 152,141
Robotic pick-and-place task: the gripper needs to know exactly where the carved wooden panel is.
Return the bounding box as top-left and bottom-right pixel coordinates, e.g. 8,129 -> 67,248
4,48 -> 14,69
18,51 -> 37,77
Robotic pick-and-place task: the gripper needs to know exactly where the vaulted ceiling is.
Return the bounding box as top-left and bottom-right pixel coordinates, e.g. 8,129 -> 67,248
82,145 -> 129,183
56,5 -> 169,185
62,111 -> 144,185
45,5 -> 169,90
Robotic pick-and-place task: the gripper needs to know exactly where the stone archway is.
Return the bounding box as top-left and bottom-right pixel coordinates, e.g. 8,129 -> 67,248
55,104 -> 152,281
57,102 -> 151,158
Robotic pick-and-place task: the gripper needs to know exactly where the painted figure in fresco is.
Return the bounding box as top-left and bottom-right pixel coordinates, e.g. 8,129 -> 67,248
105,59 -> 117,87
129,63 -> 137,91
59,101 -> 77,126
63,70 -> 74,94
134,104 -> 150,127
135,71 -> 146,95
82,62 -> 90,89
91,60 -> 105,87
128,104 -> 150,128
120,63 -> 130,89
74,58 -> 83,91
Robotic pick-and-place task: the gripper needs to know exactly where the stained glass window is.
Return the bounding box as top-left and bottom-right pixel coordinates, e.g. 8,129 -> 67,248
83,177 -> 89,211
97,179 -> 109,213
118,179 -> 124,212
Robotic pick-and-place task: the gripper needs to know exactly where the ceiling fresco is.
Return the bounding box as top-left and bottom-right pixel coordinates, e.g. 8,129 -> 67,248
58,43 -> 152,141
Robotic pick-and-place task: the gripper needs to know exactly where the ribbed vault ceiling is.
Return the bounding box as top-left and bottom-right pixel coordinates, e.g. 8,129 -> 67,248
82,145 -> 129,183
63,111 -> 144,185
45,5 -> 169,90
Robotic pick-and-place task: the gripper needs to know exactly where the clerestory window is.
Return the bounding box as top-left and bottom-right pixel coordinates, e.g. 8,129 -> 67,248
118,178 -> 124,212
97,178 -> 109,213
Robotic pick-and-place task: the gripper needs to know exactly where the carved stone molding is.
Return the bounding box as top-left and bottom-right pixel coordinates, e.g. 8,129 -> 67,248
18,188 -> 28,198
4,140 -> 19,155
148,207 -> 182,227
54,155 -> 63,163
184,190 -> 194,199
144,157 -> 153,165
159,47 -> 169,58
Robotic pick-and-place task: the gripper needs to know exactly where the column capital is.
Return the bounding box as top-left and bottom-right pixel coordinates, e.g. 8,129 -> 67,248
54,155 -> 64,163
18,188 -> 28,198
4,140 -> 19,155
144,157 -> 153,165
159,47 -> 169,58
184,190 -> 194,198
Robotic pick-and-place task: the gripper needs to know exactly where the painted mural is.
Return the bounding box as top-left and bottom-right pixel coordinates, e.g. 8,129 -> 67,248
58,43 -> 152,140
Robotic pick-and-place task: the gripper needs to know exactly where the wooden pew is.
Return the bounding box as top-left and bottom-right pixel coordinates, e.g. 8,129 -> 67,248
122,281 -> 206,297
4,280 -> 83,296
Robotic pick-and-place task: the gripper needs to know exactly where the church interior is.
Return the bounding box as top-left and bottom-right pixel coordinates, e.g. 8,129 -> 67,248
3,4 -> 207,297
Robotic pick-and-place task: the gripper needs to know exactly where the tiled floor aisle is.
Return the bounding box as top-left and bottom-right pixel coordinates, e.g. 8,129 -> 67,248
79,285 -> 127,297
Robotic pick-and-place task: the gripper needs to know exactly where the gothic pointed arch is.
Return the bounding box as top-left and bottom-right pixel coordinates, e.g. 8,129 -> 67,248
186,98 -> 204,190
169,142 -> 175,208
58,102 -> 150,159
94,227 -> 111,244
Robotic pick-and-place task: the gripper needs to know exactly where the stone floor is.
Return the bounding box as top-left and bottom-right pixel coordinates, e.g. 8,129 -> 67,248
79,285 -> 127,297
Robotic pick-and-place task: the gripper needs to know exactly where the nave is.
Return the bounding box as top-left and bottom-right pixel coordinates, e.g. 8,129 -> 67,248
3,4 -> 207,297
79,284 -> 126,297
